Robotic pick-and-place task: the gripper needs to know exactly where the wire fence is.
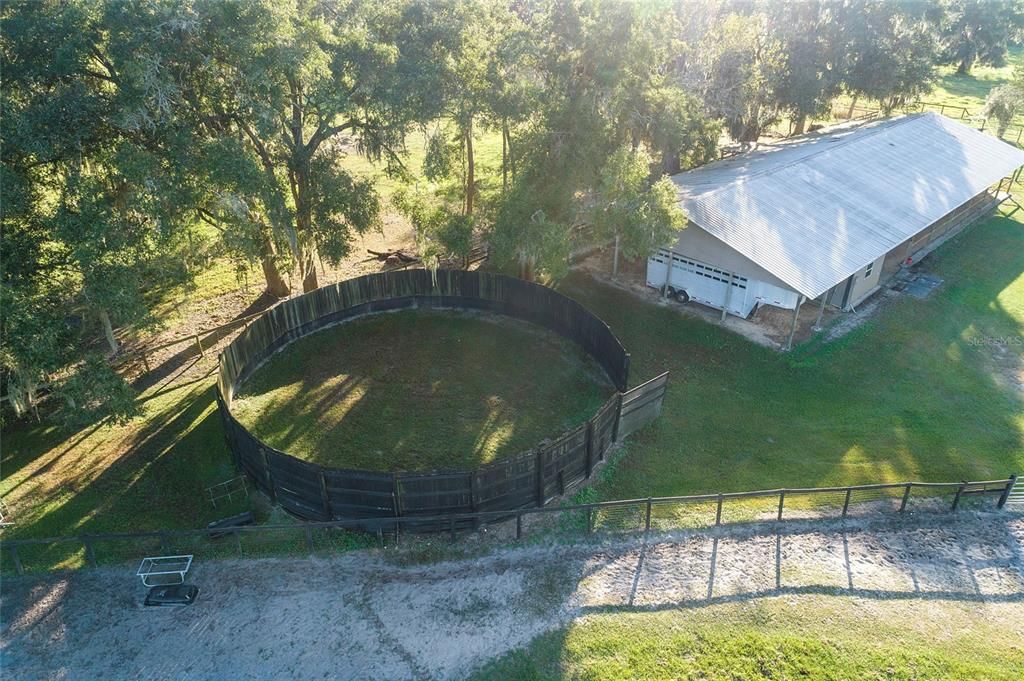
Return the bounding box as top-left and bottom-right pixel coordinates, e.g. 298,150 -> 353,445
828,96 -> 1024,147
2,475 -> 1016,577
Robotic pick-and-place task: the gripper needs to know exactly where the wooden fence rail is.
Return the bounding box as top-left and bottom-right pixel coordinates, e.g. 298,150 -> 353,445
2,475 -> 1016,576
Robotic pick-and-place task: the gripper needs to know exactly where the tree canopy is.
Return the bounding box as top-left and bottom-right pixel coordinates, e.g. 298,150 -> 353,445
2,0 -> 1011,426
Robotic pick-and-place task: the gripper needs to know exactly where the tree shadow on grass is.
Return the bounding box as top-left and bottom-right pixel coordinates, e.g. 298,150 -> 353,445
129,292 -> 278,395
3,382 -> 238,552
230,309 -> 614,472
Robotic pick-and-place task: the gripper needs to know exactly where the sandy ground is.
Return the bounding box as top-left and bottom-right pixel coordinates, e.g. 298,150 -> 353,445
3,511 -> 1023,680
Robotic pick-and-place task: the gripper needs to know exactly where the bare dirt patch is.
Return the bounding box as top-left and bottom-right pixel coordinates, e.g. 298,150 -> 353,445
3,511 -> 1022,680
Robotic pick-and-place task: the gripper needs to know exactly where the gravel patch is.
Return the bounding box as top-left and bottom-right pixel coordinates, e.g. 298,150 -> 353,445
3,512 -> 1022,680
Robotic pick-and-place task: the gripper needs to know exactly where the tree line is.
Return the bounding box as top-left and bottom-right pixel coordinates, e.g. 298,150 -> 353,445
3,0 -> 1022,425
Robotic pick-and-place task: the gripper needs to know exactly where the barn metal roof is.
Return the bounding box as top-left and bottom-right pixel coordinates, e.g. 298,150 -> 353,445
672,113 -> 1024,299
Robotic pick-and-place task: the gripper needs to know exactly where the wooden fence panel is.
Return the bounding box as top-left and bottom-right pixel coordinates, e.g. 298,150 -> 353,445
593,393 -> 621,459
474,451 -> 537,511
323,470 -> 396,518
617,372 -> 670,440
540,424 -> 589,499
396,472 -> 474,516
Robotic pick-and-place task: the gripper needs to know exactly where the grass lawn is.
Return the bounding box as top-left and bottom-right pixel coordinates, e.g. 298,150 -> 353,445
928,46 -> 1022,112
338,121 -> 506,200
469,595 -> 1024,680
2,209 -> 1021,567
557,208 -> 1024,501
230,309 -> 613,471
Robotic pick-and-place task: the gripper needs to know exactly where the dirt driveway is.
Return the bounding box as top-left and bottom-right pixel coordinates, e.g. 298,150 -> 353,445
3,511 -> 1023,680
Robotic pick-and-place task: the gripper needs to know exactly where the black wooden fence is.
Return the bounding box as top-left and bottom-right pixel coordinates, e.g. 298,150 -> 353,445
216,269 -> 663,525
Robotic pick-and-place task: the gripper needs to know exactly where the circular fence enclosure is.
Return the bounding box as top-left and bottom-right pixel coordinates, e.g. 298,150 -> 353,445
216,269 -> 631,525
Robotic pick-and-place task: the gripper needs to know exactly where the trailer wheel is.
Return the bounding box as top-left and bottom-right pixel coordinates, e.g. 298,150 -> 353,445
673,289 -> 690,304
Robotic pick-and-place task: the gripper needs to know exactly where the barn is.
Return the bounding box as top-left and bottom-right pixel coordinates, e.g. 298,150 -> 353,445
647,112 -> 1024,347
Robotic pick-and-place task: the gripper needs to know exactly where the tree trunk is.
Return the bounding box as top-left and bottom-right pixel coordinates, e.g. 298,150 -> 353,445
520,257 -> 534,282
99,308 -> 118,355
508,127 -> 516,181
612,234 -> 620,278
301,247 -> 319,293
261,256 -> 290,298
662,149 -> 681,175
294,167 -> 319,293
846,95 -> 859,120
956,53 -> 972,75
793,115 -> 807,135
745,103 -> 761,143
465,117 -> 475,215
501,120 -> 508,193
259,227 -> 290,298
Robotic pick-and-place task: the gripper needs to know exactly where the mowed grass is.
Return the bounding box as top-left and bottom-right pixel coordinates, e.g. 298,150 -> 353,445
928,46 -> 1023,112
1,209 -> 1021,565
230,310 -> 613,471
0,378 -> 244,569
469,596 -> 1024,680
339,121 -> 506,200
557,208 -> 1024,501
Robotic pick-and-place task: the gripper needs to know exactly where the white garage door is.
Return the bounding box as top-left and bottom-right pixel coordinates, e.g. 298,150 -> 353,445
647,249 -> 800,317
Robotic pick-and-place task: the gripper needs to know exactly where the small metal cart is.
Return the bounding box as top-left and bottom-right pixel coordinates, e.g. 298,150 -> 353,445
136,555 -> 193,587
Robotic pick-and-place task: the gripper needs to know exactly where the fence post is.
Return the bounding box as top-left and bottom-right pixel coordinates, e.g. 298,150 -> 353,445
449,516 -> 457,542
469,472 -> 478,514
899,484 -> 912,512
305,526 -> 314,555
952,482 -> 966,511
842,488 -> 852,517
235,529 -> 243,556
10,545 -> 24,575
611,393 -> 623,443
392,474 -> 402,518
195,334 -> 205,358
535,449 -> 545,506
318,471 -> 331,520
645,497 -> 653,532
715,493 -> 723,526
261,449 -> 276,503
584,421 -> 595,478
997,474 -> 1017,509
160,532 -> 170,554
777,491 -> 785,521
586,508 -> 594,534
84,538 -> 97,568
515,512 -> 523,540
